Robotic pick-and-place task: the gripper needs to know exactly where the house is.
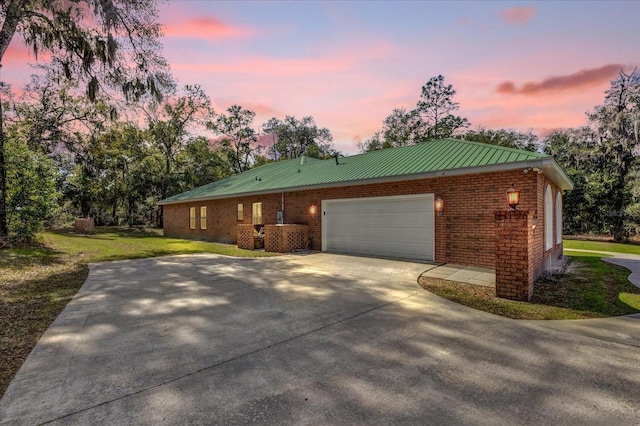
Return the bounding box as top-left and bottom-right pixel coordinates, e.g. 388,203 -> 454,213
159,138 -> 572,294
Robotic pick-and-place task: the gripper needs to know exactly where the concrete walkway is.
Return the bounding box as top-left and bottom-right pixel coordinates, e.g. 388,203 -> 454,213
1,253 -> 639,425
420,263 -> 495,286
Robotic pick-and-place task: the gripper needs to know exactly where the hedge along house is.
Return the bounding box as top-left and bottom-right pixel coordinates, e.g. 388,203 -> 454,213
159,138 -> 573,300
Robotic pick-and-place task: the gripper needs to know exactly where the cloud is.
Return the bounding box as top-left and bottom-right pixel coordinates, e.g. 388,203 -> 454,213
500,7 -> 536,24
163,17 -> 254,41
496,64 -> 625,95
172,41 -> 393,77
173,56 -> 351,76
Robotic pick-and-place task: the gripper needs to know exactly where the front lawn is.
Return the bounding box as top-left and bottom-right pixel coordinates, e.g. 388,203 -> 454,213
563,238 -> 640,255
0,227 -> 276,397
419,252 -> 640,320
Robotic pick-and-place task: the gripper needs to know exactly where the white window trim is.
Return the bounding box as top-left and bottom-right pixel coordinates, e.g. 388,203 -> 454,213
189,207 -> 196,230
252,202 -> 263,225
555,193 -> 562,244
545,185 -> 553,250
200,206 -> 207,230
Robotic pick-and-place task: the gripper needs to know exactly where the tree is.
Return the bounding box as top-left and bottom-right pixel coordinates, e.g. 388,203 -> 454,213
207,105 -> 260,173
4,125 -> 58,241
543,127 -> 606,235
543,70 -> 640,241
14,71 -> 111,155
361,75 -> 469,152
415,75 -> 469,140
380,107 -> 424,147
460,127 -> 539,152
0,0 -> 170,239
75,123 -> 150,225
177,136 -> 231,190
358,131 -> 386,152
262,115 -> 336,160
588,69 -> 640,241
146,85 -> 213,200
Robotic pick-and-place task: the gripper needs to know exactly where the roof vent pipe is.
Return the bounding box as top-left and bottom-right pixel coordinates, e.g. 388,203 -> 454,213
299,155 -> 305,165
334,153 -> 339,165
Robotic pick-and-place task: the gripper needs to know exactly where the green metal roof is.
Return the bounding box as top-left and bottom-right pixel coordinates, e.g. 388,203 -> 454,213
159,138 -> 571,205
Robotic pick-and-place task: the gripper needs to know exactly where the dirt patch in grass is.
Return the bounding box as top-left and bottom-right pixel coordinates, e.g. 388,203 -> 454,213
0,251 -> 88,397
419,256 -> 640,321
605,277 -> 619,305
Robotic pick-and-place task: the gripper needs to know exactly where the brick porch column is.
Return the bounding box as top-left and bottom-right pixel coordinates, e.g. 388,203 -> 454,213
494,210 -> 534,301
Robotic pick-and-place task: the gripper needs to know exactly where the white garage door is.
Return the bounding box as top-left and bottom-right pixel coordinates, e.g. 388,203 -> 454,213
321,194 -> 434,261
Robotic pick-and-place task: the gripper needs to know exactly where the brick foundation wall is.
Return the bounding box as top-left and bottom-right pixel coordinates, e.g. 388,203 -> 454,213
162,168 -> 562,273
236,224 -> 254,250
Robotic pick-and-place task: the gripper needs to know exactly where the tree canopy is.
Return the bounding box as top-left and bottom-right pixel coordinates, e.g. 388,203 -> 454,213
459,127 -> 539,152
262,115 -> 336,160
415,75 -> 469,140
545,70 -> 640,241
208,105 -> 260,173
360,75 -> 469,152
0,0 -> 172,238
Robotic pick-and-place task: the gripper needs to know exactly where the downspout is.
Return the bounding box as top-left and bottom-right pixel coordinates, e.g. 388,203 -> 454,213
282,192 -> 285,222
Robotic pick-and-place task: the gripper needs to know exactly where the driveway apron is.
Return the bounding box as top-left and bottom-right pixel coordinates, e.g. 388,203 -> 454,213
1,253 -> 639,425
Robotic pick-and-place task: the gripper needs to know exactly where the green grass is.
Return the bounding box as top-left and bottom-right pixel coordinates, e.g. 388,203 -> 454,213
420,252 -> 640,320
563,239 -> 640,255
41,228 -> 278,262
563,249 -> 610,258
0,227 -> 277,398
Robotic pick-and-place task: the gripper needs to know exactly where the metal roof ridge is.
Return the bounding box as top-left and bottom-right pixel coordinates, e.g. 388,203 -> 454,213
158,139 -> 557,205
158,157 -> 572,205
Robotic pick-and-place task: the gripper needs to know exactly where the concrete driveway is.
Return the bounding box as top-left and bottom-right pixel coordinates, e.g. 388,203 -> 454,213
1,253 -> 639,425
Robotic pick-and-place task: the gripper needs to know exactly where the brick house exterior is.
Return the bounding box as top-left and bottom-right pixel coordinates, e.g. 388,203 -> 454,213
160,139 -> 571,281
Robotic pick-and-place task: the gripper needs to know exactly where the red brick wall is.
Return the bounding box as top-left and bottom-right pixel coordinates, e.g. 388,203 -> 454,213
163,169 -> 561,272
495,210 -> 535,301
530,174 -> 564,278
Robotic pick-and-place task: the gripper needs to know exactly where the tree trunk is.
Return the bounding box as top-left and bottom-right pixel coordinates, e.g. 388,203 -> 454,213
611,164 -> 629,242
0,0 -> 25,238
0,97 -> 7,237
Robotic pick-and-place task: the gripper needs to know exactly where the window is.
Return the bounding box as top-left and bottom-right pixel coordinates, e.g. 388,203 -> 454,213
556,192 -> 562,244
544,185 -> 553,250
189,207 -> 196,230
237,203 -> 244,221
252,202 -> 262,225
200,206 -> 207,230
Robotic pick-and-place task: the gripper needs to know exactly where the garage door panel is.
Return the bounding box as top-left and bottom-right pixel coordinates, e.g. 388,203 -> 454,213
322,194 -> 434,261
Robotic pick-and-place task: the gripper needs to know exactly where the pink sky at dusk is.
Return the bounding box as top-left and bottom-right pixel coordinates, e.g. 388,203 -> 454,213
2,1 -> 638,154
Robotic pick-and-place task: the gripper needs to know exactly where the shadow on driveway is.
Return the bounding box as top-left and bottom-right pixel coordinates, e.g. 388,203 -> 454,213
1,253 -> 639,425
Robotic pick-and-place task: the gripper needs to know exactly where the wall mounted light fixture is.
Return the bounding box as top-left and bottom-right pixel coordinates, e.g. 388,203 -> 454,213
434,197 -> 444,217
309,203 -> 318,218
506,183 -> 520,210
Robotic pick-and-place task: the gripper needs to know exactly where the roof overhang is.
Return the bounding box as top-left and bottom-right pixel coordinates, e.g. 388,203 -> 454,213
158,157 -> 573,206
